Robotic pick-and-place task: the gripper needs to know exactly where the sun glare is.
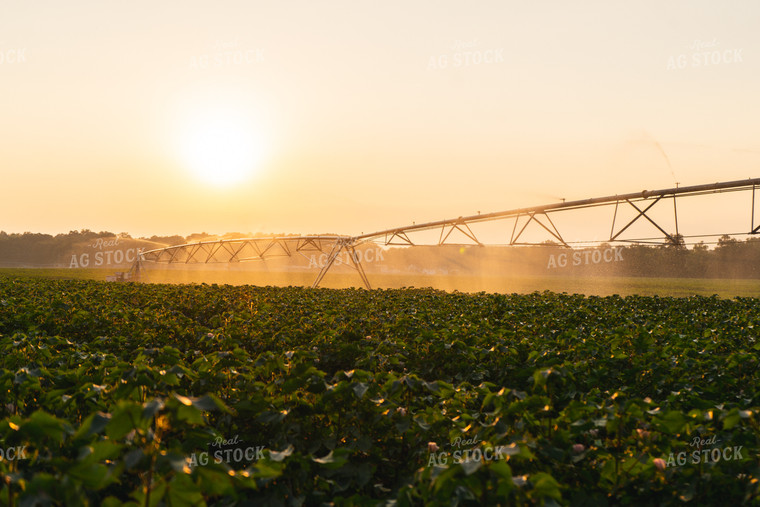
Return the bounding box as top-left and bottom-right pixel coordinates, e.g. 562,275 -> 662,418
178,111 -> 264,186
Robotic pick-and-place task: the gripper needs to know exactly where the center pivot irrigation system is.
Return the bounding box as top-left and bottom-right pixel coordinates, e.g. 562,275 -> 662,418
130,178 -> 760,289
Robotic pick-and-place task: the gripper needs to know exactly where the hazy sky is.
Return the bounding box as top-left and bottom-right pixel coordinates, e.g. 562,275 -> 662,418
1,1 -> 758,240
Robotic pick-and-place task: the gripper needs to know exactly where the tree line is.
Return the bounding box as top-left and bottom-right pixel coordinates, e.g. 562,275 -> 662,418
3,230 -> 760,279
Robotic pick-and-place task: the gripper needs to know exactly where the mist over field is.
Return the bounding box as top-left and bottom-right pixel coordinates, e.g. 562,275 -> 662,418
4,229 -> 760,296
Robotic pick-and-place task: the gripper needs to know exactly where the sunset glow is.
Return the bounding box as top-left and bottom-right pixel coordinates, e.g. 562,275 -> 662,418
177,110 -> 264,186
0,1 -> 758,238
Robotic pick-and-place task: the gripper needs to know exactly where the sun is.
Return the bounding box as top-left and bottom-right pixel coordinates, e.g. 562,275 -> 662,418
178,110 -> 264,186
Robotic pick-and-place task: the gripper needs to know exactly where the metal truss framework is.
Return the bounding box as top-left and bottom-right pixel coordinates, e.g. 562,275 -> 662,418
138,235 -> 370,288
137,178 -> 760,289
141,236 -> 344,264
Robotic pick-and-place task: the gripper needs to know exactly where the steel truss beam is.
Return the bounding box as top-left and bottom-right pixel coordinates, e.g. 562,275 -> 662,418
752,183 -> 760,234
357,178 -> 760,244
384,231 -> 414,246
135,178 -> 760,288
609,197 -> 679,244
139,235 -> 372,288
311,239 -> 372,289
509,212 -> 569,247
438,220 -> 483,246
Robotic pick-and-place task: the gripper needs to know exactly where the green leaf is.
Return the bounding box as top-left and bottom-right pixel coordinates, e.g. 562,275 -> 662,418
312,449 -> 349,469
352,382 -> 369,399
461,458 -> 481,475
723,412 -> 742,430
167,474 -> 206,506
101,497 -> 124,507
192,394 -> 229,412
251,460 -> 283,479
142,399 -> 165,420
78,440 -> 122,465
530,472 -> 562,502
68,463 -> 115,490
176,404 -> 205,425
21,410 -> 69,444
124,448 -> 144,469
268,445 -> 294,462
74,412 -> 111,440
130,478 -> 167,507
657,411 -> 687,434
107,402 -> 143,440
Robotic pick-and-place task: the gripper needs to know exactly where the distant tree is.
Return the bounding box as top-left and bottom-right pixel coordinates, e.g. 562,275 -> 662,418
186,232 -> 212,242
144,235 -> 185,246
717,234 -> 739,249
667,233 -> 685,248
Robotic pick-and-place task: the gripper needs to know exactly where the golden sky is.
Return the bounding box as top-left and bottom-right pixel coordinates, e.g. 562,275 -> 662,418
1,0 -> 758,240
